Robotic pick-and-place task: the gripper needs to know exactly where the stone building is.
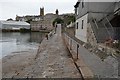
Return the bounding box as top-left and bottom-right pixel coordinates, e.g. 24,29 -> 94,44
16,7 -> 44,22
30,13 -> 58,31
30,8 -> 59,31
16,7 -> 59,31
16,15 -> 43,22
30,20 -> 53,31
74,0 -> 120,44
40,7 -> 44,16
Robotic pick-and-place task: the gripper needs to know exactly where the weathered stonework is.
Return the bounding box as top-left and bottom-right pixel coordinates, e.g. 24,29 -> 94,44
87,23 -> 97,47
30,20 -> 53,31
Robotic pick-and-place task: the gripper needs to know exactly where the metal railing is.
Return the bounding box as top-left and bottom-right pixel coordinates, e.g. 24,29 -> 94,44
90,17 -> 109,43
90,18 -> 99,43
63,32 -> 102,79
88,2 -> 119,42
89,12 -> 115,43
63,33 -> 80,60
100,17 -> 115,38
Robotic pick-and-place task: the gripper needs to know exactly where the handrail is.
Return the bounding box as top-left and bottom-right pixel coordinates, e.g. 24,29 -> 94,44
93,19 -> 99,29
106,17 -> 114,33
89,23 -> 98,43
102,21 -> 111,38
90,16 -> 112,42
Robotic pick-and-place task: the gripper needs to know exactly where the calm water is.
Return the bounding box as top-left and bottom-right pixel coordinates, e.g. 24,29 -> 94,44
0,32 -> 45,58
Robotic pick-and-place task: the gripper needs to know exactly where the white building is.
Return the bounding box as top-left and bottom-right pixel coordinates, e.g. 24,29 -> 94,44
0,21 -> 30,30
74,0 -> 120,43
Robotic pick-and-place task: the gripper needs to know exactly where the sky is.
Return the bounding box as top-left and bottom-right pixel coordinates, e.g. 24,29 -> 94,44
0,0 -> 77,20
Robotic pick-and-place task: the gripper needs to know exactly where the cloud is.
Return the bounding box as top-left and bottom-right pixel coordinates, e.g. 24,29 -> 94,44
0,0 -> 77,3
0,0 -> 77,20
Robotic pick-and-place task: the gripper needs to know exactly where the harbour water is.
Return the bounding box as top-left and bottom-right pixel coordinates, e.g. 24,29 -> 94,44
0,32 -> 45,58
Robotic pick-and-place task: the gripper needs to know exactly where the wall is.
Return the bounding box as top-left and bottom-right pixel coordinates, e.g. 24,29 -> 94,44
76,2 -> 115,21
87,23 -> 97,46
75,14 -> 88,43
30,20 -> 53,31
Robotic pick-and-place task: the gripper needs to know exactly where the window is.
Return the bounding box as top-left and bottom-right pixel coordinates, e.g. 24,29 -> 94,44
81,20 -> 84,29
76,22 -> 78,29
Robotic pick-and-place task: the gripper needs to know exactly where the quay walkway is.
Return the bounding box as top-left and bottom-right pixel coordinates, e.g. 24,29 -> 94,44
29,24 -> 82,78
2,25 -> 82,78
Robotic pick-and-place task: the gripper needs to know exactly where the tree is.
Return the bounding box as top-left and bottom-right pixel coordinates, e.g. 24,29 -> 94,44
53,18 -> 64,27
64,15 -> 75,25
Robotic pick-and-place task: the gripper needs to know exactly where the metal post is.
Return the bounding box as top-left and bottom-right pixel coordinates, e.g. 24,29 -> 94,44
77,44 -> 79,59
70,40 -> 72,50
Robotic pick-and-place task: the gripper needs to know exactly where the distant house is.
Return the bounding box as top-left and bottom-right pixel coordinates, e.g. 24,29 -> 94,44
32,16 -> 44,21
16,7 -> 45,22
74,0 -> 120,43
0,21 -> 30,30
16,15 -> 44,22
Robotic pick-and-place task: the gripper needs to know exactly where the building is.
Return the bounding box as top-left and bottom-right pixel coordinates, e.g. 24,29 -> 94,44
31,13 -> 58,31
32,16 -> 44,21
16,7 -> 59,31
30,11 -> 59,31
74,0 -> 120,44
16,7 -> 44,21
16,15 -> 43,22
30,20 -> 53,31
30,12 -> 59,31
40,7 -> 44,16
0,21 -> 30,31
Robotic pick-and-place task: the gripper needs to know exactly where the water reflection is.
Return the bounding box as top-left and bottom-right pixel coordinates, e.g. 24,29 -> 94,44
28,32 -> 45,43
1,32 -> 45,58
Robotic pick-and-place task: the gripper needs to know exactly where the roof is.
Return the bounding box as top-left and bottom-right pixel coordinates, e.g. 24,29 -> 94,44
0,21 -> 30,26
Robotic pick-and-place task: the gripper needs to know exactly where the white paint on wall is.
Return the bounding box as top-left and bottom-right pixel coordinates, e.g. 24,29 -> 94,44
75,13 -> 88,42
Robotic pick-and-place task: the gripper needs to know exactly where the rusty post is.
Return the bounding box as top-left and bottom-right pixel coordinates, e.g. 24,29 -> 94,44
77,44 -> 79,59
70,40 -> 72,50
46,34 -> 48,40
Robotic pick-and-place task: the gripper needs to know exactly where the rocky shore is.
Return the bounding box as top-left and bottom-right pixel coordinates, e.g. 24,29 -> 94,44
2,26 -> 81,78
2,49 -> 37,78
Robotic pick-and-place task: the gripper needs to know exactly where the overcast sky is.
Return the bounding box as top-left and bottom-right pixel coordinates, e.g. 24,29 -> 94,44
0,0 -> 77,20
